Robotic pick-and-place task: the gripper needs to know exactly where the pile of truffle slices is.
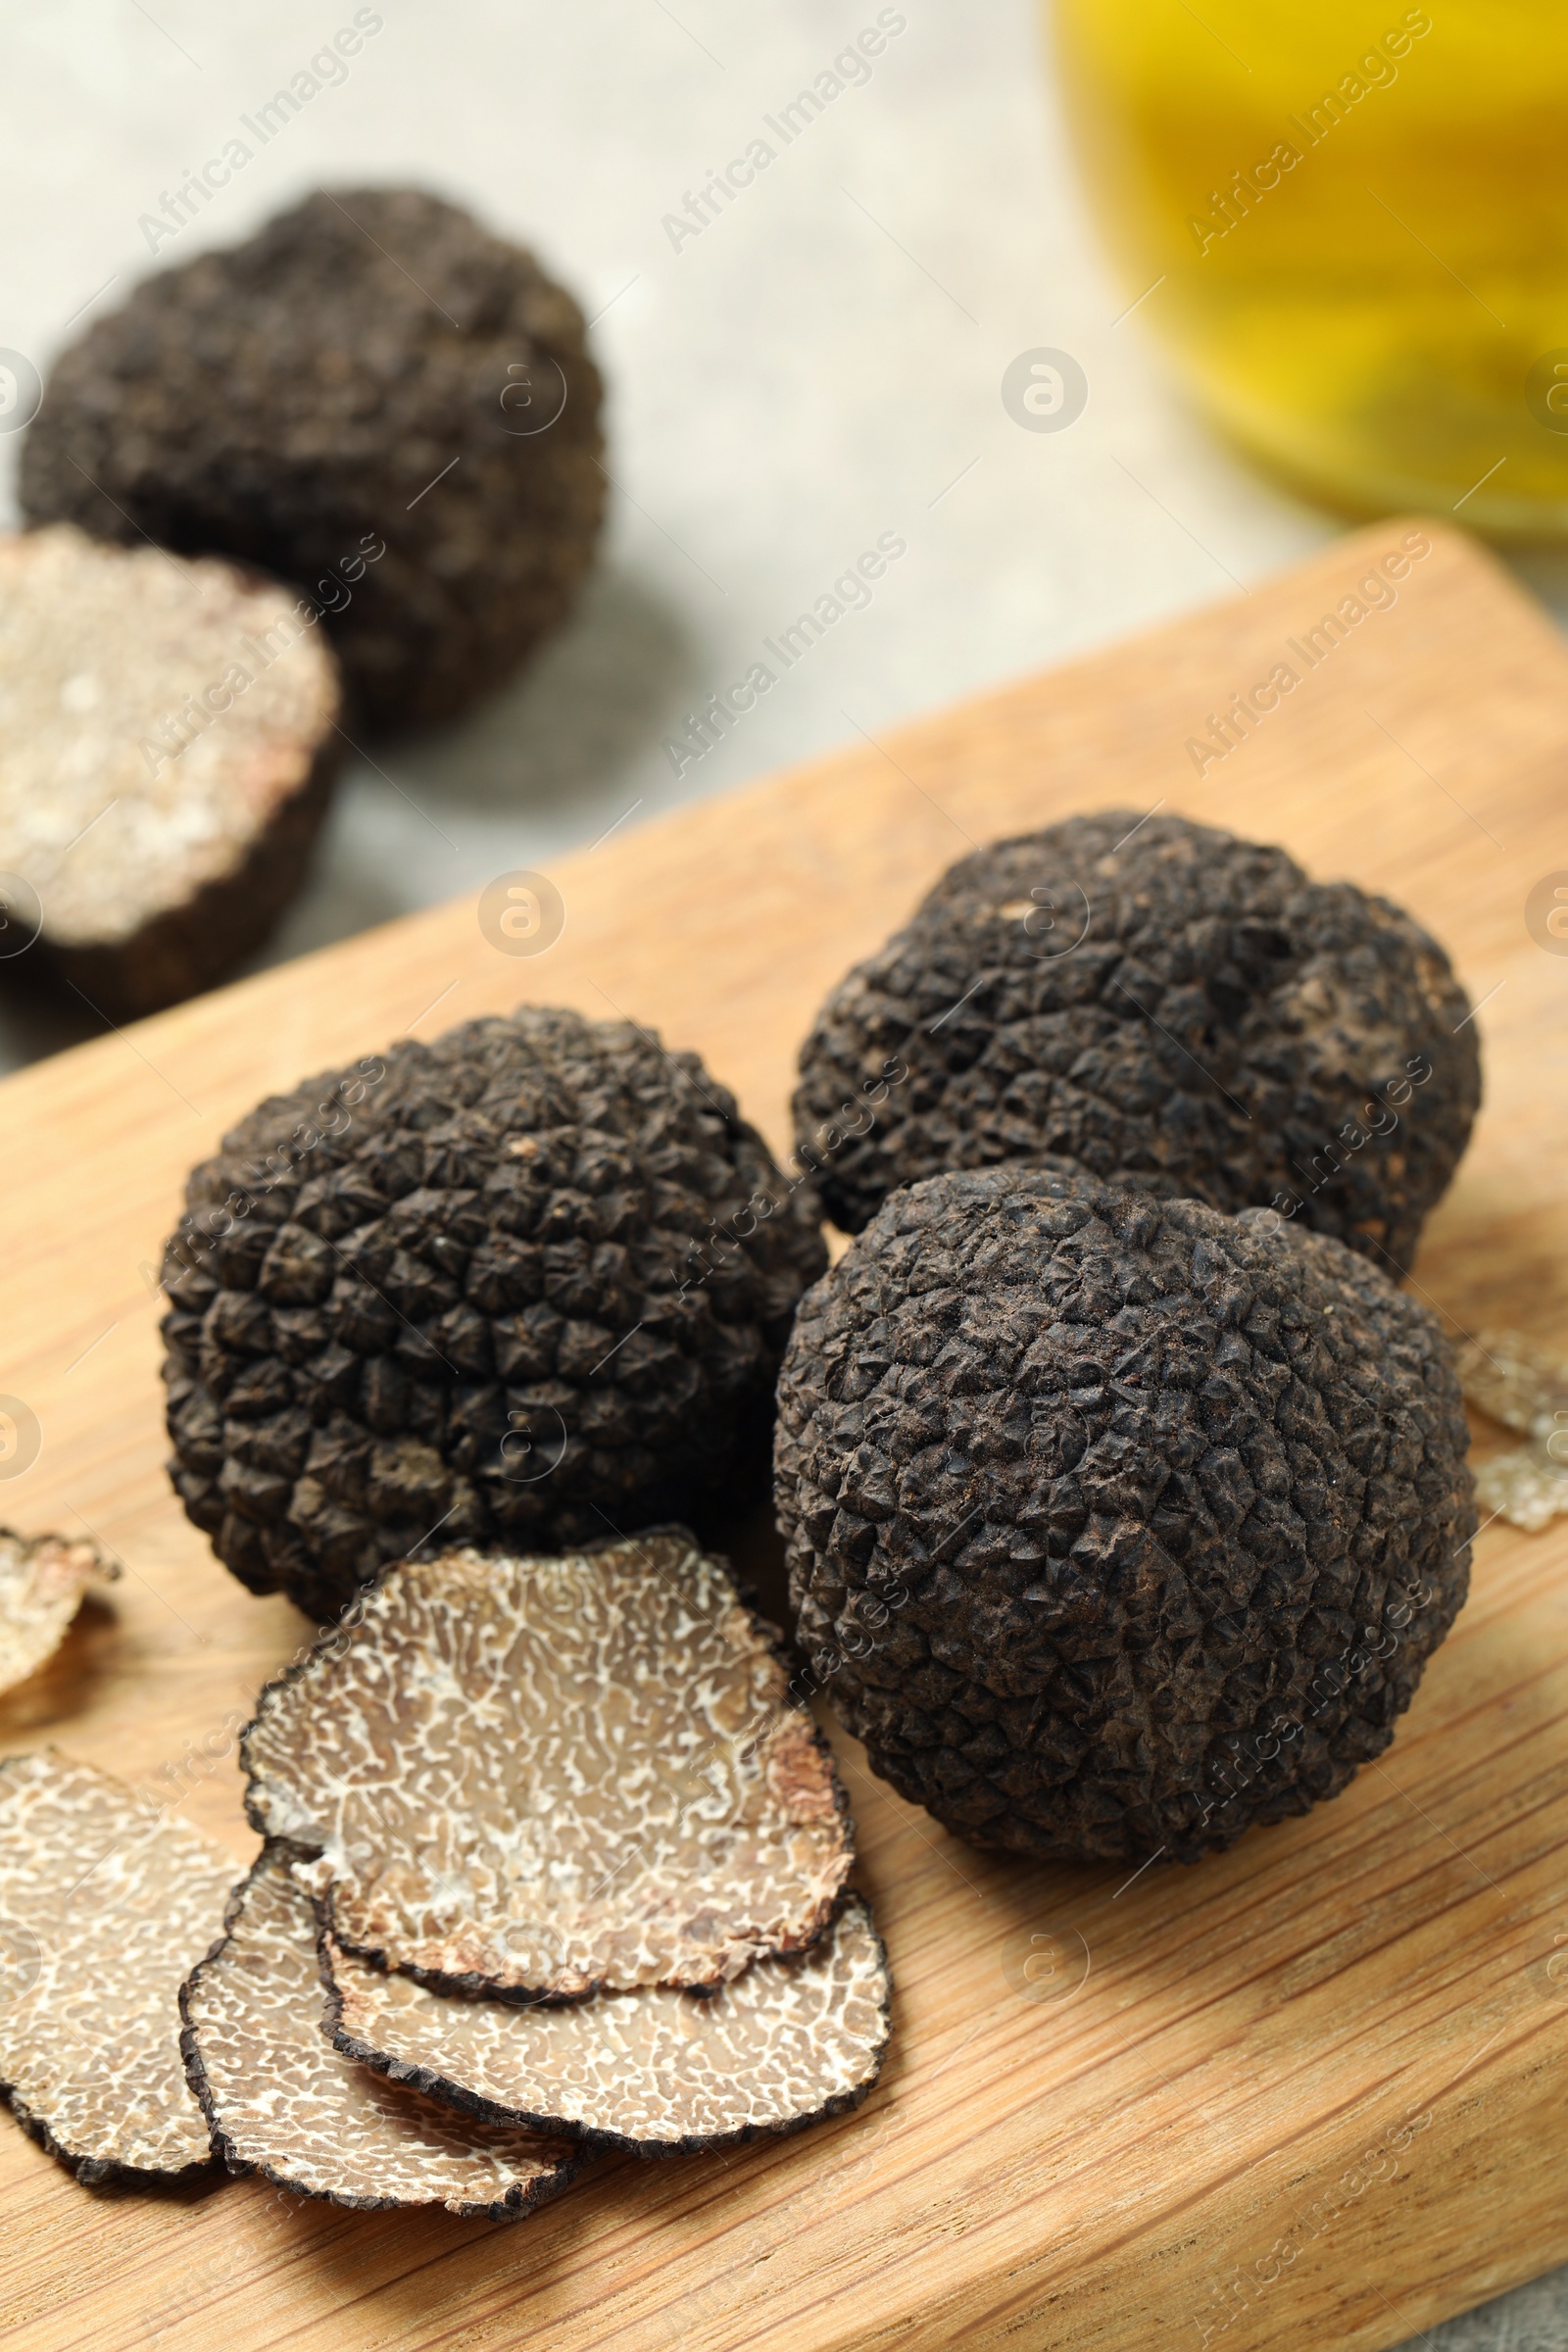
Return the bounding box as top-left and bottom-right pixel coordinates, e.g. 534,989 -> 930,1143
0,1536 -> 890,2210
0,186 -> 606,1019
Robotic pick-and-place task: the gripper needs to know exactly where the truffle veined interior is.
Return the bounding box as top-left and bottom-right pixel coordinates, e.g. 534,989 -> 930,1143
181,1844 -> 584,2216
0,1750 -> 237,2181
241,1533 -> 855,1998
0,1531 -> 117,1697
324,1891 -> 892,2155
0,526 -> 339,955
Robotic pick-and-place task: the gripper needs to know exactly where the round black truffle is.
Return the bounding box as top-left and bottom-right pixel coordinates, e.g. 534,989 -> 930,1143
775,1162 -> 1475,1864
162,1006 -> 826,1622
793,811 -> 1480,1266
21,187 -> 605,727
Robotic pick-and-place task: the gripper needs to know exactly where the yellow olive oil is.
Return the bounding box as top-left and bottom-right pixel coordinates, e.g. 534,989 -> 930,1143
1054,0 -> 1568,535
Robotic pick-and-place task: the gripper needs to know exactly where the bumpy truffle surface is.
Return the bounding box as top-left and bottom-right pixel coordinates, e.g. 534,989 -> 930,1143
243,1534 -> 854,1998
793,811 -> 1479,1264
0,1750 -> 235,2180
775,1164 -> 1475,1864
161,1006 -> 826,1621
181,1845 -> 584,2217
21,187 -> 605,726
324,1892 -> 891,2156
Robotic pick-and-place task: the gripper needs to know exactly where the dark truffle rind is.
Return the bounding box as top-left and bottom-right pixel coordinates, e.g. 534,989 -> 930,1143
162,1006 -> 826,1620
774,1162 -> 1476,1863
21,187 -> 606,726
793,811 -> 1480,1265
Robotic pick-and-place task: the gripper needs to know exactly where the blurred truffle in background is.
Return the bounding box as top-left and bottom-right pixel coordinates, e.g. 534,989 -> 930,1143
22,187 -> 607,728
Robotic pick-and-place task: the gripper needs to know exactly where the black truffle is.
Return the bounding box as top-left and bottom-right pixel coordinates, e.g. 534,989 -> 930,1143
21,187 -> 605,727
793,811 -> 1480,1265
774,1162 -> 1475,1864
162,1006 -> 826,1621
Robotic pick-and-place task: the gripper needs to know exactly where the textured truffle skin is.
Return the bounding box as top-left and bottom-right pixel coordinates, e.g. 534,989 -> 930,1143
21,187 -> 605,726
793,811 -> 1480,1265
161,1006 -> 826,1621
774,1163 -> 1476,1864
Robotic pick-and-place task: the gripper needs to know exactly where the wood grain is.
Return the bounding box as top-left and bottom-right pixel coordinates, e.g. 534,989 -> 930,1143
3,517 -> 1567,2352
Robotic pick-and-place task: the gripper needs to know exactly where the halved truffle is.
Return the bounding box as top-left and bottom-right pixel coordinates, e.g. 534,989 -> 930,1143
161,1004 -> 827,1621
0,1750 -> 237,2180
242,1534 -> 854,1999
793,810 -> 1480,1264
0,1532 -> 117,1697
775,1164 -> 1476,1863
323,1891 -> 891,2156
0,526 -> 340,1017
181,1845 -> 583,2217
22,187 -> 606,727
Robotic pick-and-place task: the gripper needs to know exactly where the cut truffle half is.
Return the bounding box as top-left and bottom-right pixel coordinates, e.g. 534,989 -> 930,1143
22,188 -> 606,727
0,1531 -> 118,1697
161,1003 -> 827,1621
0,1749 -> 237,2180
181,1845 -> 583,2217
242,1533 -> 854,1999
776,1164 -> 1476,1863
793,810 -> 1480,1263
323,1891 -> 891,2157
0,526 -> 341,1017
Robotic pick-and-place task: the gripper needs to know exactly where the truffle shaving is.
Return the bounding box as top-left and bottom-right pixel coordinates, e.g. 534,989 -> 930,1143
0,1532 -> 117,1697
1458,1330 -> 1568,1532
242,1532 -> 854,1998
0,1750 -> 236,2180
181,1845 -> 582,2216
323,1891 -> 891,2155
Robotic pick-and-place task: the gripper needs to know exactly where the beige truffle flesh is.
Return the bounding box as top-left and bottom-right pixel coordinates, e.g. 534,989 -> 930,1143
241,1532 -> 855,1999
180,1844 -> 584,2217
0,525 -> 341,1016
0,1531 -> 117,1697
0,1749 -> 237,2181
324,1892 -> 892,2156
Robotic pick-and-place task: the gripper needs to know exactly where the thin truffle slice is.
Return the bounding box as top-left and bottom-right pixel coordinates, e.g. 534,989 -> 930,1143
0,1532 -> 118,1697
0,526 -> 341,1016
242,1533 -> 854,1999
324,1891 -> 891,2156
181,1846 -> 582,2217
1458,1330 -> 1568,1531
0,1750 -> 236,2180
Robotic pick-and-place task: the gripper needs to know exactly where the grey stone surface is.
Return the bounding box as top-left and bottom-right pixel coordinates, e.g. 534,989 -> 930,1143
0,4 -> 1560,2341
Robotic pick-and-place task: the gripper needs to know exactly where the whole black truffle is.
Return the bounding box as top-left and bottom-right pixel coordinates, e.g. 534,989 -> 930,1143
162,1006 -> 826,1622
775,1162 -> 1475,1863
22,187 -> 605,727
793,811 -> 1480,1266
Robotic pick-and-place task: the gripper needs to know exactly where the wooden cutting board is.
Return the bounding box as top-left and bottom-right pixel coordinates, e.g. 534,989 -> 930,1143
4,518 -> 1567,2352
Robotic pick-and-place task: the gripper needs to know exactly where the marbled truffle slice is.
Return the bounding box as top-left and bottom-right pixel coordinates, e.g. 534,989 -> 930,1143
324,1892 -> 892,2155
0,526 -> 340,1015
0,1750 -> 236,2180
181,1846 -> 583,2217
242,1535 -> 854,1999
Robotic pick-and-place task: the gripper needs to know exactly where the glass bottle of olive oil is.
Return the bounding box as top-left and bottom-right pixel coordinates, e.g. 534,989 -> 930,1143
1053,0 -> 1568,536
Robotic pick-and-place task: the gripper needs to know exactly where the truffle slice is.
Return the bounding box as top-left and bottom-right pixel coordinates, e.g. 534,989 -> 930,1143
1458,1330 -> 1568,1531
242,1533 -> 854,1999
793,809 -> 1480,1262
776,1165 -> 1477,1863
0,1532 -> 118,1697
0,526 -> 341,1017
323,1892 -> 891,2156
181,1846 -> 582,2217
22,187 -> 606,727
161,1003 -> 827,1621
0,1750 -> 236,2180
